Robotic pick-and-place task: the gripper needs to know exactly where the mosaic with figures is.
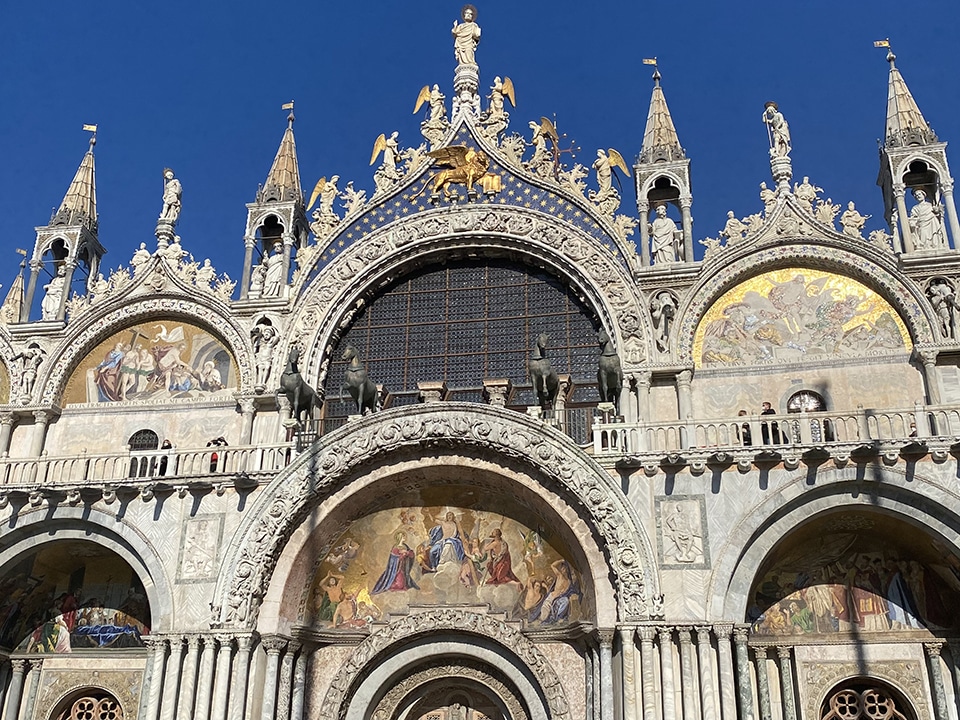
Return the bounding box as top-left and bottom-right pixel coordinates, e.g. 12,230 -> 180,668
749,514 -> 960,637
308,497 -> 587,630
694,268 -> 908,367
63,321 -> 237,404
0,541 -> 150,653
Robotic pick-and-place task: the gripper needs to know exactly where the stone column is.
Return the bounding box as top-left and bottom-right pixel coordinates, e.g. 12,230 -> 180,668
941,180 -> 960,250
177,635 -> 202,720
659,627 -> 677,720
145,636 -> 168,720
22,658 -> 43,720
638,627 -> 658,720
926,642 -> 949,720
239,398 -> 257,446
715,625 -> 738,720
678,628 -> 698,720
210,635 -> 234,720
753,647 -> 772,720
277,640 -> 299,720
894,185 -> 915,253
676,370 -> 693,449
281,234 -> 294,297
733,627 -> 755,720
776,647 -> 797,720
592,642 -> 602,720
276,394 -> 292,442
30,410 -> 52,458
231,634 -> 254,720
160,636 -> 185,720
620,627 -> 639,720
290,647 -> 309,720
56,260 -> 77,321
598,631 -> 615,720
585,643 -> 595,720
695,626 -> 717,720
194,637 -> 217,720
22,261 -> 42,323
261,635 -> 288,720
919,349 -> 942,405
680,195 -> 694,263
2,659 -> 27,720
635,371 -> 652,425
0,659 -> 10,717
638,201 -> 651,267
0,413 -> 16,456
240,236 -> 256,299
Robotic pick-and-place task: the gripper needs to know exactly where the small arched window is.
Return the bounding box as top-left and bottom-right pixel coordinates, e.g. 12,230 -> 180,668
787,390 -> 826,413
821,680 -> 913,720
128,429 -> 159,451
55,690 -> 125,720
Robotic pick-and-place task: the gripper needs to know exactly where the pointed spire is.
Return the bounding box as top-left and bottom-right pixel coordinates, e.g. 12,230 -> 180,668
52,133 -> 97,228
640,68 -> 685,164
259,106 -> 303,204
884,50 -> 936,148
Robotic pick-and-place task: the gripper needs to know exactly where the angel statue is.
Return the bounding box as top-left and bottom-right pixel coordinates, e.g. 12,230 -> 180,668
481,76 -> 515,138
370,132 -> 403,194
452,5 -> 481,66
308,175 -> 341,238
588,148 -> 630,216
525,118 -> 558,177
414,84 -> 449,149
415,144 -> 494,201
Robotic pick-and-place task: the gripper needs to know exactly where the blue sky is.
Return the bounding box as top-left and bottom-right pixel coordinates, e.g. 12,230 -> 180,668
1,0 -> 958,290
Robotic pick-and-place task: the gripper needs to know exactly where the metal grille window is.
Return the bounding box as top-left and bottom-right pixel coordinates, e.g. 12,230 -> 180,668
128,429 -> 159,451
821,683 -> 912,720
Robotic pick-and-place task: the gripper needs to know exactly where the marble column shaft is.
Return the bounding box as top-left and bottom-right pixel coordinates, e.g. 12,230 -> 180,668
593,642 -> 602,720
585,644 -> 595,720
210,635 -> 234,720
639,201 -> 651,267
680,197 -> 694,263
145,637 -> 169,720
0,659 -> 9,718
733,628 -> 755,720
22,658 -> 42,720
290,649 -> 309,720
21,262 -> 41,323
753,647 -> 772,720
177,635 -> 202,720
659,627 -> 678,720
30,411 -> 51,458
240,237 -> 255,299
261,636 -> 288,720
895,186 -> 915,253
599,632 -> 615,720
679,628 -> 698,720
695,627 -> 718,720
0,415 -> 16,456
926,642 -> 950,720
160,636 -> 184,720
2,659 -> 26,720
194,637 -> 217,720
776,647 -> 797,720
715,626 -> 737,720
638,627 -> 658,720
231,635 -> 254,720
942,182 -> 960,249
620,628 -> 639,720
277,642 -> 299,720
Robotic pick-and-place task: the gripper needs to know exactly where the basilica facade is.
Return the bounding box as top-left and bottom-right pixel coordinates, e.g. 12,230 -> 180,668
1,11 -> 960,720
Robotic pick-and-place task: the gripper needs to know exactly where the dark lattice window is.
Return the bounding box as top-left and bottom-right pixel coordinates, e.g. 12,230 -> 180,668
128,429 -> 159,451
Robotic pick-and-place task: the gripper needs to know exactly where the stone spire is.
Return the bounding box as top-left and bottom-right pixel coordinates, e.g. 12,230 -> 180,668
259,110 -> 303,204
639,69 -> 685,164
884,50 -> 936,148
52,134 -> 97,229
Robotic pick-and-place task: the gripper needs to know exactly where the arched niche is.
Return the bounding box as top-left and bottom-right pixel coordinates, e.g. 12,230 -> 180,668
746,509 -> 960,638
61,318 -> 238,405
0,539 -> 151,653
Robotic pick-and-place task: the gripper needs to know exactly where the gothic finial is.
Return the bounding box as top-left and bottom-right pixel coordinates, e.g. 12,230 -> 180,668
639,62 -> 684,164
52,127 -> 98,229
283,100 -> 295,127
259,104 -> 304,204
879,45 -> 934,148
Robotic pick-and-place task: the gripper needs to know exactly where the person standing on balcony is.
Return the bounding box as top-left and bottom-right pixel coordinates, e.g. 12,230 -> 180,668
737,409 -> 752,446
761,401 -> 781,444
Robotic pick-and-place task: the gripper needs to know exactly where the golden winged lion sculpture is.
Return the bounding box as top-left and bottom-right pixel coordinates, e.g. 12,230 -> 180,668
414,144 -> 499,200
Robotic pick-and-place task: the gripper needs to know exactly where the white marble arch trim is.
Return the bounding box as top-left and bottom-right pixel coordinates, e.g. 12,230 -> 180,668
37,297 -> 255,404
324,610 -> 564,720
211,403 -> 659,627
674,245 -> 936,364
0,506 -> 175,631
289,207 -> 650,384
707,465 -> 960,621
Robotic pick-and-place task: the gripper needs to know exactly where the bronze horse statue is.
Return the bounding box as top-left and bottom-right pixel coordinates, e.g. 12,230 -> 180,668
597,329 -> 623,414
528,333 -> 560,415
342,344 -> 378,416
277,347 -> 321,427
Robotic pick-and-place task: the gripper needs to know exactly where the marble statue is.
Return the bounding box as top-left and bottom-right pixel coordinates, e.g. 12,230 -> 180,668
309,176 -> 341,238
759,182 -> 776,214
650,205 -> 679,264
839,202 -> 870,238
793,176 -> 822,210
161,236 -> 187,265
40,266 -> 66,321
249,258 -> 267,297
699,236 -> 723,259
415,85 -> 449,148
90,273 -> 110,298
340,182 -> 367,216
195,259 -> 216,288
721,211 -> 746,243
252,322 -> 280,389
371,132 -> 402,193
160,169 -> 182,223
131,243 -> 152,274
928,278 -> 960,339
743,212 -> 764,235
762,102 -> 791,157
262,243 -> 285,297
525,119 -> 554,176
650,291 -> 676,353
452,5 -> 481,65
482,76 -> 515,137
588,148 -> 629,216
13,343 -> 43,397
909,189 -> 945,249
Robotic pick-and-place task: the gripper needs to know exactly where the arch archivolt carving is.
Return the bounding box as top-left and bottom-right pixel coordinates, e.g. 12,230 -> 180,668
212,403 -> 659,628
707,465 -> 960,621
675,244 -> 934,363
321,608 -> 566,720
638,169 -> 687,197
38,296 -> 254,404
290,205 -> 651,383
891,152 -> 949,182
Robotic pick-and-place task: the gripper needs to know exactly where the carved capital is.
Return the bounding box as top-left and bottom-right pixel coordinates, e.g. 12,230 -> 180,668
924,642 -> 943,658
679,195 -> 693,209
776,646 -> 792,660
214,634 -> 235,652
732,626 -> 750,645
185,634 -> 202,651
238,397 -> 257,415
676,626 -> 693,646
236,633 -> 256,652
32,409 -> 52,425
27,657 -> 44,672
0,412 -> 15,427
261,635 -> 288,655
637,625 -> 657,643
676,369 -> 693,388
892,183 -> 906,199
638,200 -> 650,212
482,378 -> 513,407
752,645 -> 770,660
712,622 -> 734,640
597,629 -> 615,647
167,635 -> 185,653
918,348 -> 939,367
694,626 -> 713,645
657,626 -> 674,643
10,658 -> 27,673
142,636 -> 168,652
942,179 -> 955,195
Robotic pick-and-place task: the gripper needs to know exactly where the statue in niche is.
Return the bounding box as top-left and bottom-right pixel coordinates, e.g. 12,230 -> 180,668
928,278 -> 960,339
262,242 -> 285,297
452,5 -> 481,66
759,182 -> 776,214
159,168 -> 182,223
650,205 -> 679,264
528,333 -> 559,415
839,201 -> 870,238
721,211 -> 746,243
40,266 -> 66,321
370,132 -> 402,193
596,330 -> 623,414
13,343 -> 44,398
762,101 -> 791,157
131,242 -> 152,274
910,189 -> 945,250
251,321 -> 280,390
793,176 -> 822,210
650,291 -> 676,353
663,502 -> 702,564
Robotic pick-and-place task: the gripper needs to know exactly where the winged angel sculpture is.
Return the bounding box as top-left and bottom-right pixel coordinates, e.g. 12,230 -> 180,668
589,148 -> 630,215
414,144 -> 499,201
